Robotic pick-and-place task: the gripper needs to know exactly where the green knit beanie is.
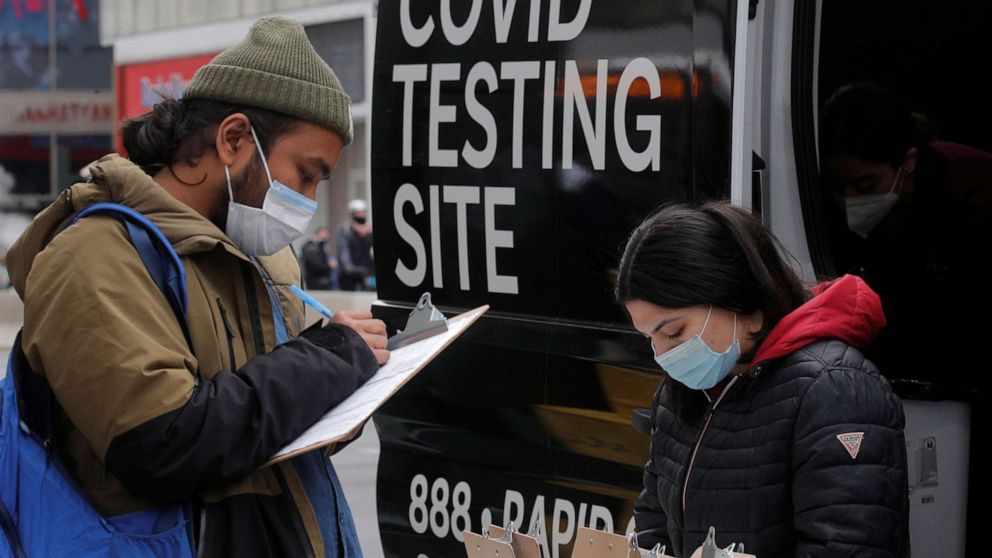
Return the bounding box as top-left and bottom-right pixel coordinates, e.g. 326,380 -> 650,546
183,16 -> 353,145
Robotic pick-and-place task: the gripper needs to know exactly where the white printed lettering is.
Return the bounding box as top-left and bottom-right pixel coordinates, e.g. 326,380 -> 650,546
542,60 -> 556,169
409,474 -> 429,534
429,477 -> 451,538
440,0 -> 483,46
501,61 -> 542,169
463,62 -> 499,169
429,185 -> 443,288
400,0 -> 434,47
429,64 -> 461,167
547,0 -> 592,41
589,505 -> 614,532
615,57 -> 662,172
442,186 -> 480,290
528,495 -> 551,558
562,59 -> 608,170
394,184 -> 426,286
392,64 -> 428,167
551,498 -> 576,558
528,0 -> 542,41
504,489 -> 526,530
493,0 -> 519,43
484,187 -> 518,294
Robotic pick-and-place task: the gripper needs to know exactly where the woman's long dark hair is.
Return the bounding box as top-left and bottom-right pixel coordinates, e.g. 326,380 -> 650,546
120,97 -> 299,181
616,202 -> 807,422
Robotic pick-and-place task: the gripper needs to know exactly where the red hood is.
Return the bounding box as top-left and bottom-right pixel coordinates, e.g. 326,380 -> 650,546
749,274 -> 886,365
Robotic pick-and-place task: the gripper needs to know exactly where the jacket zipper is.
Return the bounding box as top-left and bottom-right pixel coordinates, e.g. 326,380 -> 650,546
241,263 -> 267,355
216,297 -> 239,373
681,376 -> 741,519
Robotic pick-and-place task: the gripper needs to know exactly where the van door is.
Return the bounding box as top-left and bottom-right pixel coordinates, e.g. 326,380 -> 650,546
778,1 -> 988,556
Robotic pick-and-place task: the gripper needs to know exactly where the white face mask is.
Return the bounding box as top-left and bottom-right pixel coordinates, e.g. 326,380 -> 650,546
225,127 -> 318,256
845,164 -> 904,239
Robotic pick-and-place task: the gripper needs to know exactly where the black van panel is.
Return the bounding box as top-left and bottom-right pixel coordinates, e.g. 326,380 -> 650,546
370,1 -> 740,555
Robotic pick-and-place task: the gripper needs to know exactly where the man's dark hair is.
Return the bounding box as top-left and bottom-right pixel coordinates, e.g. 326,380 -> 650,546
616,202 -> 807,422
120,98 -> 300,181
819,82 -> 930,168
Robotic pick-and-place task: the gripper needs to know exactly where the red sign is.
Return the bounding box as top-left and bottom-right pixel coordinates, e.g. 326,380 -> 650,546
115,53 -> 217,152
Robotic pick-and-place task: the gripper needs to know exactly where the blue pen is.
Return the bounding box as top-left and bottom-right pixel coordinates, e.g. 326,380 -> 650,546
289,285 -> 335,319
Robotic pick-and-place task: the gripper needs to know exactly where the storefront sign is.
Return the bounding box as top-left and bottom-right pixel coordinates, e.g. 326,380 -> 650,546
0,91 -> 113,134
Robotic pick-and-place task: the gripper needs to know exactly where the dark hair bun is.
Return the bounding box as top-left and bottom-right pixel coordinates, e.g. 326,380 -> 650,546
120,97 -> 186,168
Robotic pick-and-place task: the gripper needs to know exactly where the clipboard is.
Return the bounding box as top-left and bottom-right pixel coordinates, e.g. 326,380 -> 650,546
571,527 -> 640,558
464,530 -> 517,558
487,522 -> 541,558
265,301 -> 488,465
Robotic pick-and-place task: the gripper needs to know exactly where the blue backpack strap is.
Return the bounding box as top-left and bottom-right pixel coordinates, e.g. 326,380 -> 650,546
1,203 -> 198,557
71,203 -> 194,357
0,489 -> 27,558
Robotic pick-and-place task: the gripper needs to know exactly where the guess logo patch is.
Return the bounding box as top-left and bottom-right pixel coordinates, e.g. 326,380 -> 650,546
836,432 -> 865,460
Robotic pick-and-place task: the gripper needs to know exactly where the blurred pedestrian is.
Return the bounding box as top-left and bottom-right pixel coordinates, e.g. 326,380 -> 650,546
300,226 -> 335,290
4,17 -> 387,557
337,199 -> 374,291
619,202 -> 909,557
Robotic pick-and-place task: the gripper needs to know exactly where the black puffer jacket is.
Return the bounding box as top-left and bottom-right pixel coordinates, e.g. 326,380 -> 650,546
635,275 -> 909,557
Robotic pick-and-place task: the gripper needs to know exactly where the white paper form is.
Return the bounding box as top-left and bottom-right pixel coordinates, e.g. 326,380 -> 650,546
267,304 -> 488,464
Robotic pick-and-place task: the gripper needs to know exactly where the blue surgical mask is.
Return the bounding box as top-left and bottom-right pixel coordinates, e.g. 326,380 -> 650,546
652,306 -> 741,390
224,126 -> 318,256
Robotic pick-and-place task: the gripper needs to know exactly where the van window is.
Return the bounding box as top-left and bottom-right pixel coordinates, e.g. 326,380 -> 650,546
813,0 -> 992,398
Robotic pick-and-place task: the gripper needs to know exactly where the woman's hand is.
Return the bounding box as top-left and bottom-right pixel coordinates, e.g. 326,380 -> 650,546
331,310 -> 390,364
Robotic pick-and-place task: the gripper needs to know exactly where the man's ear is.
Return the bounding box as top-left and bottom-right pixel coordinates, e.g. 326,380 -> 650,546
215,113 -> 252,166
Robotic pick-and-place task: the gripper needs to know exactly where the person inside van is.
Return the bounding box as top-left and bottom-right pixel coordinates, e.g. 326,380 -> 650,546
819,82 -> 992,396
617,202 -> 909,557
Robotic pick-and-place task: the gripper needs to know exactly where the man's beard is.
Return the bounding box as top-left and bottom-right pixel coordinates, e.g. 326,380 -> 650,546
213,155 -> 264,232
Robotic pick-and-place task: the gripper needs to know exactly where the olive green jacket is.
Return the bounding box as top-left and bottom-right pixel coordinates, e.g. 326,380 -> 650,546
7,154 -> 376,556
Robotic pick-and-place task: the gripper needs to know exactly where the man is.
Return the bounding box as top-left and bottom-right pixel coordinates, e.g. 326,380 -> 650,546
819,82 -> 992,394
6,17 -> 387,556
337,199 -> 374,291
301,227 -> 336,290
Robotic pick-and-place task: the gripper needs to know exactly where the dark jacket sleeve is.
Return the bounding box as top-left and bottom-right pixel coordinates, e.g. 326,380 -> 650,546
791,349 -> 910,558
104,323 -> 378,503
634,386 -> 672,551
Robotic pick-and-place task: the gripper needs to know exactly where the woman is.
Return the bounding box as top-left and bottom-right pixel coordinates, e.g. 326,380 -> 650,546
617,202 -> 909,557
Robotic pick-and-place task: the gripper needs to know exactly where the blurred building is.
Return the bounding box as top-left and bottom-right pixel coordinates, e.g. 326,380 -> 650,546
2,0 -> 373,256
103,0 -> 374,248
0,0 -> 114,213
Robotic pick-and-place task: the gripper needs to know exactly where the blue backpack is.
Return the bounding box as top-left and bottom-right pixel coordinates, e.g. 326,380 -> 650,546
1,203 -> 195,558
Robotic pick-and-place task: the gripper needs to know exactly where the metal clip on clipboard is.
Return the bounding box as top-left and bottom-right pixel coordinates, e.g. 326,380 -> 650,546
387,292 -> 449,350
487,521 -> 541,558
464,525 -> 517,558
691,527 -> 756,558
